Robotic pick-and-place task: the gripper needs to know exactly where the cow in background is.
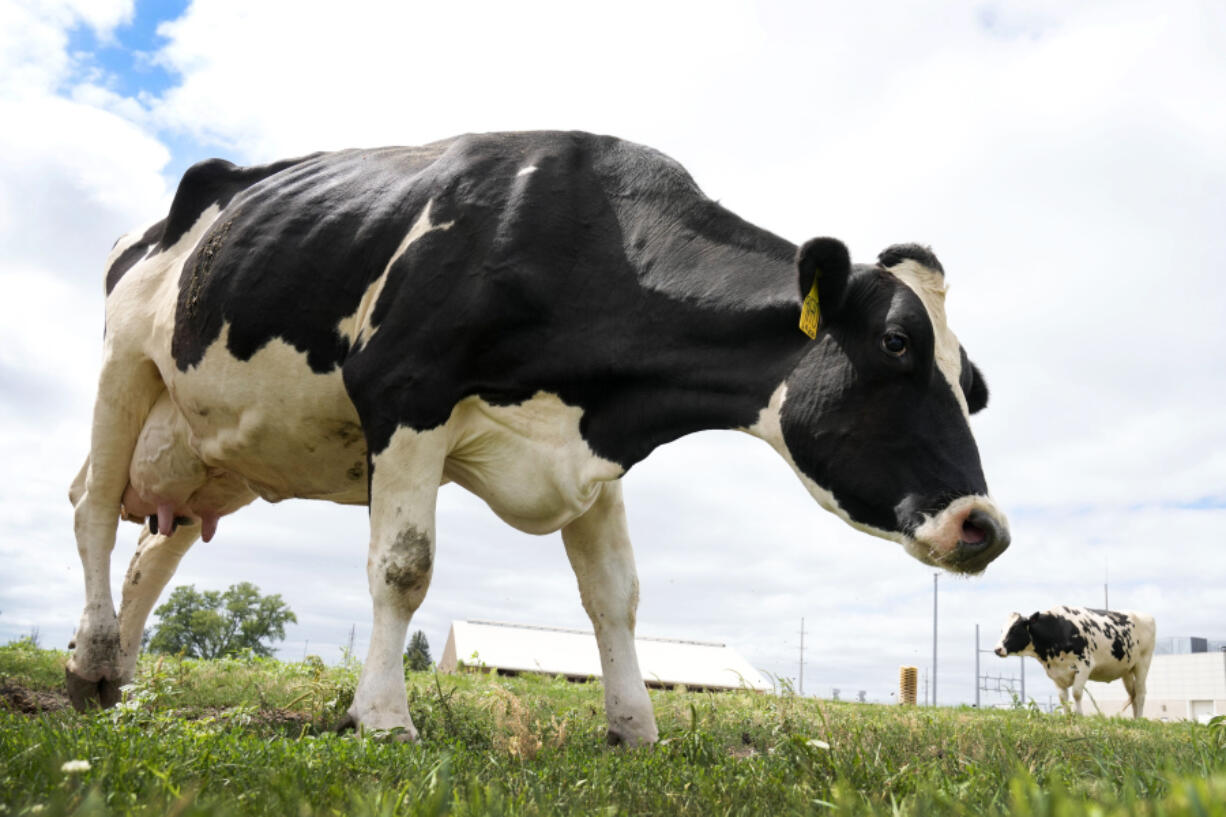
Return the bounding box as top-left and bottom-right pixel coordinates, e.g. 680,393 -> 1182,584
995,606 -> 1155,718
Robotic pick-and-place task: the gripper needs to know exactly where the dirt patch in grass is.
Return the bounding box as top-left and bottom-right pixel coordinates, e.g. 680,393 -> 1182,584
0,680 -> 70,714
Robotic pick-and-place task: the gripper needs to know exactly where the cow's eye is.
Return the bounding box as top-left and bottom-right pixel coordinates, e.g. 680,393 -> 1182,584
881,332 -> 908,356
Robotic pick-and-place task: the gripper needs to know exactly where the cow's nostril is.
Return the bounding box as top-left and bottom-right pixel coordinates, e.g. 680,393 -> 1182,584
961,519 -> 987,545
960,508 -> 1003,551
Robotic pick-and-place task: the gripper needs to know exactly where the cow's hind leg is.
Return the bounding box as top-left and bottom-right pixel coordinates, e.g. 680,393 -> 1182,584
114,522 -> 202,681
1129,650 -> 1153,719
1057,685 -> 1071,714
1070,664 -> 1092,715
66,357 -> 163,709
341,426 -> 447,739
562,481 -> 658,746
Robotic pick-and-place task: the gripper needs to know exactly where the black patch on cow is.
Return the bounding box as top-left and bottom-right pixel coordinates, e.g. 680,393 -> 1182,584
159,131 -> 993,536
1001,617 -> 1032,654
877,243 -> 944,275
1087,609 -> 1135,661
105,220 -> 166,295
1111,634 -> 1129,661
1026,612 -> 1089,662
160,155 -> 321,251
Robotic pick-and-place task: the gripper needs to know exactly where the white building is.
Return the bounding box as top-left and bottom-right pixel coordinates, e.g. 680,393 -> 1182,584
438,619 -> 771,692
1086,647 -> 1226,723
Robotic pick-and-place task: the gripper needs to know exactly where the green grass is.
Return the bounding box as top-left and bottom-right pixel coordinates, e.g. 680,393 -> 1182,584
2,643 -> 1225,816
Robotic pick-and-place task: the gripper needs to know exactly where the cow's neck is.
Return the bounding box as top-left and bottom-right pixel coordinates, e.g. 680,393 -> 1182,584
602,197 -> 812,465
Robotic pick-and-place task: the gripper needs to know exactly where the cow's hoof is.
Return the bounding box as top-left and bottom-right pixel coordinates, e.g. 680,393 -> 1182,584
65,668 -> 123,711
606,728 -> 657,748
333,714 -> 419,742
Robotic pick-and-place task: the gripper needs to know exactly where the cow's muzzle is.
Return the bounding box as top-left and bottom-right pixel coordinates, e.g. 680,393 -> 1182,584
954,507 -> 1010,571
903,495 -> 1010,575
994,646 -> 1008,658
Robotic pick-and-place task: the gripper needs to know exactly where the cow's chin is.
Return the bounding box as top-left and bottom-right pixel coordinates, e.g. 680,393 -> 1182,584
785,465 -> 1009,575
903,495 -> 1011,575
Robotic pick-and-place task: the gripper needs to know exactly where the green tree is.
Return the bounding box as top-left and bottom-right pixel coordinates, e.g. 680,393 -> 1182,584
148,582 -> 296,659
403,629 -> 432,671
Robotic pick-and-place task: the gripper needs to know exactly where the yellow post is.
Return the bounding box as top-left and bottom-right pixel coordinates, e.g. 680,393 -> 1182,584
899,666 -> 918,705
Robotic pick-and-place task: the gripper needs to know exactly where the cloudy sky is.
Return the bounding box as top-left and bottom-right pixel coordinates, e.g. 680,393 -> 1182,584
1,0 -> 1223,708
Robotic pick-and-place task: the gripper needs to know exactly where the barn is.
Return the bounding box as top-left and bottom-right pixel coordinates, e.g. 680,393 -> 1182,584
438,619 -> 771,692
1086,636 -> 1226,722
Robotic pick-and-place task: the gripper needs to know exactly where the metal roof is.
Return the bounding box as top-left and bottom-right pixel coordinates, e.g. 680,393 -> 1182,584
438,619 -> 771,691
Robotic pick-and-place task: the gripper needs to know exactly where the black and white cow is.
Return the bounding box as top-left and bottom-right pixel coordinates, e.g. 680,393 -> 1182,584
995,606 -> 1156,718
67,130 -> 1009,745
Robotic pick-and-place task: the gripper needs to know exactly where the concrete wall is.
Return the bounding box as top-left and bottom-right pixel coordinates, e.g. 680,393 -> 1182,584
1086,652 -> 1226,722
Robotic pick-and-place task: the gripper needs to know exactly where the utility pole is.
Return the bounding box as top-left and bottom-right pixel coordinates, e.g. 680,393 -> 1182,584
1104,557 -> 1109,610
974,624 -> 980,708
932,572 -> 939,706
798,617 -> 805,696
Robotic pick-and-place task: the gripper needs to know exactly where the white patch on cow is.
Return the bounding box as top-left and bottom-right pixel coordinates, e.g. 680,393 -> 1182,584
516,165 -> 537,177
169,323 -> 365,504
337,199 -> 454,349
744,382 -> 908,547
105,204 -> 223,339
883,258 -> 969,419
443,392 -> 624,534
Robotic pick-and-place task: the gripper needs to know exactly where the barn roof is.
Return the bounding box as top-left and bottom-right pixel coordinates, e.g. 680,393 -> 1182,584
438,619 -> 771,692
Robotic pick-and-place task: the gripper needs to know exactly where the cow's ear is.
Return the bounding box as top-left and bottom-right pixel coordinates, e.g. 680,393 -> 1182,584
796,237 -> 851,329
961,351 -> 990,414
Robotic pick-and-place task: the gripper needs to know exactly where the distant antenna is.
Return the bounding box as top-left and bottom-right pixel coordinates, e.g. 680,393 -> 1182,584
346,624 -> 356,662
798,617 -> 806,696
1104,556 -> 1109,609
932,572 -> 939,706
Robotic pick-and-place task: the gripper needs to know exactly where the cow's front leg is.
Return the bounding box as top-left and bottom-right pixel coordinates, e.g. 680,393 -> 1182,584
342,427 -> 446,740
562,481 -> 658,746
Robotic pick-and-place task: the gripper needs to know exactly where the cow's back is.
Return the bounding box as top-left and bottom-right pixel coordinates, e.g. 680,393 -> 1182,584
102,131 -> 799,505
159,131 -> 793,463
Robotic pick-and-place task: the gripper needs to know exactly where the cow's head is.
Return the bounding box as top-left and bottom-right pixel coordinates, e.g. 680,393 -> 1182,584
994,612 -> 1033,657
767,237 -> 1009,574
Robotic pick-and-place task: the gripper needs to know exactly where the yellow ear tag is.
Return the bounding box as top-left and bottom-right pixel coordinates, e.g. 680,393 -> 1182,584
799,276 -> 820,339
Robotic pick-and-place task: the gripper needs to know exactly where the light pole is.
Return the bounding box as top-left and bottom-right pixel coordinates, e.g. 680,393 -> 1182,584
932,572 -> 938,706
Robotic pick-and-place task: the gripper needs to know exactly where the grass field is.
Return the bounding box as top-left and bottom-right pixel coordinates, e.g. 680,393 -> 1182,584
2,638 -> 1224,816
